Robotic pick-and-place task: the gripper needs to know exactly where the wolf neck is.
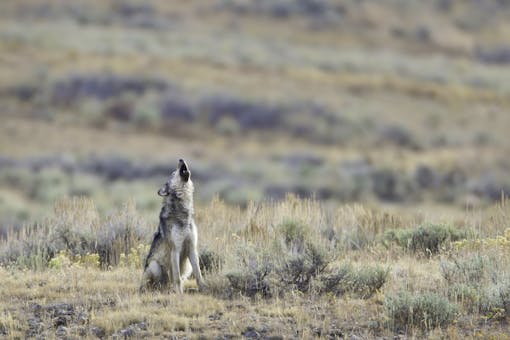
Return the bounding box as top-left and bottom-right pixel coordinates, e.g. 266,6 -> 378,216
162,186 -> 194,226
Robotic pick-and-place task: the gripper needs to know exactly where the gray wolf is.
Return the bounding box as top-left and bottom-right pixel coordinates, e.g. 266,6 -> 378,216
140,159 -> 204,293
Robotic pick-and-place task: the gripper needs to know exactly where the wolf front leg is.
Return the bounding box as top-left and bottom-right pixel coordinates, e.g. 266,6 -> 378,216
188,246 -> 205,291
170,248 -> 183,294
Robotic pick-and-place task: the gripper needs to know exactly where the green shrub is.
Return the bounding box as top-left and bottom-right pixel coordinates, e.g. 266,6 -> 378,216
384,224 -> 466,255
224,241 -> 275,298
224,219 -> 387,298
225,220 -> 332,297
319,263 -> 352,296
225,261 -> 273,298
446,283 -> 480,313
352,265 -> 390,298
278,242 -> 329,293
440,252 -> 510,318
478,280 -> 510,319
277,219 -> 309,251
199,249 -> 223,273
320,263 -> 389,298
440,254 -> 490,285
385,292 -> 458,332
225,270 -> 272,298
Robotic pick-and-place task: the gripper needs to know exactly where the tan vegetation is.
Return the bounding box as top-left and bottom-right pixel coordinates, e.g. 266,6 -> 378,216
1,196 -> 510,337
2,0 -> 510,338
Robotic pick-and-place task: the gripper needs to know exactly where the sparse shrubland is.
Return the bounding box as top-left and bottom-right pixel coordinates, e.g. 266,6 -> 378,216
1,196 -> 510,337
3,0 -> 510,338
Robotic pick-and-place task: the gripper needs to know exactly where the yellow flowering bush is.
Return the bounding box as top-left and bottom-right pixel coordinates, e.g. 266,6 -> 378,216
75,253 -> 100,268
48,250 -> 72,269
119,243 -> 149,268
453,228 -> 510,251
48,250 -> 100,269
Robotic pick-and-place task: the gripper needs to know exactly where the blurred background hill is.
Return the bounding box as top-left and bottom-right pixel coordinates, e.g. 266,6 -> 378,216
1,0 -> 510,229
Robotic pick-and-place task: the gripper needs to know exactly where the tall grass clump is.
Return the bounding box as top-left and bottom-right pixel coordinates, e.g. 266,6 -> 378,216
94,200 -> 147,268
0,197 -> 148,269
334,205 -> 407,250
0,222 -> 55,270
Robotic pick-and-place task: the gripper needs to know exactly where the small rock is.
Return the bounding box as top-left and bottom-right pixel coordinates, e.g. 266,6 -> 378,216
208,312 -> 223,321
312,327 -> 322,337
243,326 -> 260,338
77,326 -> 87,336
368,320 -> 379,330
91,326 -> 105,338
121,328 -> 136,337
26,318 -> 44,337
55,326 -> 67,337
53,315 -> 69,327
77,311 -> 89,325
29,303 -> 43,316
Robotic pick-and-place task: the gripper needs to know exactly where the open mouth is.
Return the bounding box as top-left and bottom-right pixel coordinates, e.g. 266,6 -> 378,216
179,159 -> 190,181
179,159 -> 188,171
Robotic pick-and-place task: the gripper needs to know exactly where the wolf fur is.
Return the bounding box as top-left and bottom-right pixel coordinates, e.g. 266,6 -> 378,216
140,159 -> 204,293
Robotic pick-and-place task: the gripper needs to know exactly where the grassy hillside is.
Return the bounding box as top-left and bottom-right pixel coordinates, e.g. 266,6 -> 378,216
2,0 -> 510,338
1,0 -> 510,224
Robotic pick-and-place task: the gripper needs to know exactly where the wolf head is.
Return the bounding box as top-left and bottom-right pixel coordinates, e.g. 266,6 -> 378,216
158,159 -> 194,199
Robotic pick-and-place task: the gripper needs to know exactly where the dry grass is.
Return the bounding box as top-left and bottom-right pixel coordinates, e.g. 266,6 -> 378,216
1,196 -> 510,337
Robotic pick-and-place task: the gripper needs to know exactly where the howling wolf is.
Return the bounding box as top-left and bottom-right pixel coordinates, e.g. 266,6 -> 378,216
140,159 -> 204,293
